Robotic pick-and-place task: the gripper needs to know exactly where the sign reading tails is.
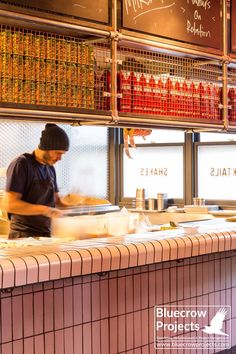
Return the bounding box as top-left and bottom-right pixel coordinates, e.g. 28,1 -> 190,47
122,0 -> 222,50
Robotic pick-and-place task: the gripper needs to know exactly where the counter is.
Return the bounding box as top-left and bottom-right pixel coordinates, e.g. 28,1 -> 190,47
0,218 -> 235,353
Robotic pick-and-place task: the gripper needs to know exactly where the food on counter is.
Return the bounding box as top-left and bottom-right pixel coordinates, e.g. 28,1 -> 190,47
61,193 -> 110,206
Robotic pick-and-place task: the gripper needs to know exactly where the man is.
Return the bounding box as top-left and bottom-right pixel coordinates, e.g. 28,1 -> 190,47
5,123 -> 70,238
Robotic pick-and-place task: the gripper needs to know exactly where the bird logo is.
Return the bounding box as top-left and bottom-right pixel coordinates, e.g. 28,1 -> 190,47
202,308 -> 228,336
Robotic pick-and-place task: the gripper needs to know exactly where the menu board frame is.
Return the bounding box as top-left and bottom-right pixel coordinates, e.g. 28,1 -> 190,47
0,0 -> 111,26
121,0 -> 223,52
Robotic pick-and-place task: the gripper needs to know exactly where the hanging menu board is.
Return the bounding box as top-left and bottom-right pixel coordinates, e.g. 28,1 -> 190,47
231,0 -> 236,53
122,0 -> 222,50
0,0 -> 110,24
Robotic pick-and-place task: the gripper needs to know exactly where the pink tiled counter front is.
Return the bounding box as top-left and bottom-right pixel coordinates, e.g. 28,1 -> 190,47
0,219 -> 236,353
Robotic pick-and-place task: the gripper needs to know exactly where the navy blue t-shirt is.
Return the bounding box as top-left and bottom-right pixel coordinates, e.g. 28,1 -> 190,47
6,152 -> 59,236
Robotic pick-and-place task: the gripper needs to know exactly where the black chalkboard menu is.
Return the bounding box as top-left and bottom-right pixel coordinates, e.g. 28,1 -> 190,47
122,0 -> 222,51
231,0 -> 236,53
0,0 -> 110,24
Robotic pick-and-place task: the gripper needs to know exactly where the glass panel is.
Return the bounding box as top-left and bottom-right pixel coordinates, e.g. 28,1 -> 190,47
200,132 -> 236,142
123,146 -> 184,199
197,144 -> 236,200
130,129 -> 185,144
0,122 -> 109,198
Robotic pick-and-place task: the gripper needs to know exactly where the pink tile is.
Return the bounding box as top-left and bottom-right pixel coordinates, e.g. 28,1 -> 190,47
100,278 -> 109,318
73,325 -> 83,354
188,236 -> 199,256
189,263 -> 197,297
45,332 -> 55,354
159,240 -> 170,261
66,250 -> 82,277
23,293 -> 34,337
126,244 -> 138,267
133,272 -> 141,311
202,234 -> 213,254
135,243 -> 147,266
33,283 -> 43,292
34,291 -> 44,335
54,288 -> 64,330
54,251 -> 71,278
218,232 -> 226,252
107,246 -> 121,270
87,248 -> 102,273
144,242 -> 155,265
83,323 -> 92,354
176,265 -> 184,301
126,274 -> 134,313
73,283 -> 83,325
141,309 -> 149,346
151,241 -> 162,263
24,337 -> 34,354
117,275 -> 126,315
21,256 -> 39,284
55,329 -> 64,354
99,247 -> 111,272
196,262 -> 203,297
1,259 -> 15,288
91,281 -> 100,321
170,266 -> 177,302
43,253 -> 60,280
11,258 -> 27,286
162,268 -> 170,303
210,233 -> 219,253
167,239 -> 178,260
231,318 -> 236,346
182,237 -> 192,258
148,307 -> 154,343
12,286 -> 22,296
231,232 -> 236,249
115,245 -> 129,269
141,272 -> 149,309
214,258 -> 221,292
1,297 -> 12,343
44,289 -> 54,332
118,315 -> 126,352
43,280 -> 54,290
1,343 -> 13,354
109,278 -> 118,317
64,327 -> 74,354
12,339 -> 23,354
35,334 -> 45,354
77,249 -> 92,275
82,282 -> 92,323
109,316 -> 118,354
197,235 -> 206,255
222,232 -> 232,251
12,294 -> 23,340
64,285 -> 73,327
134,311 -> 142,348
155,269 -> 163,305
148,270 -> 156,307
174,238 -> 185,259
33,255 -> 50,283
183,264 -> 191,299
225,258 -> 232,289
91,321 -> 101,354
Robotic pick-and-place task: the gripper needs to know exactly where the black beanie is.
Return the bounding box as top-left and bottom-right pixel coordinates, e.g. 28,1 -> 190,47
39,124 -> 70,151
